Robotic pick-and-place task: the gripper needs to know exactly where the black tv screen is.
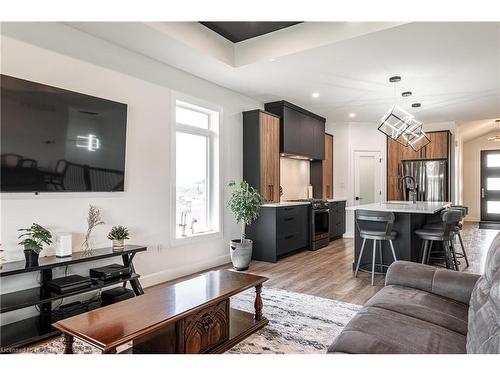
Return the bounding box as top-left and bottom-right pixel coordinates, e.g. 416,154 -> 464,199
1,75 -> 127,192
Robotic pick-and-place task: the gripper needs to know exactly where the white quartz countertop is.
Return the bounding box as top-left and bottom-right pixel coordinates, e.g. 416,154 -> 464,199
346,201 -> 451,214
327,198 -> 347,202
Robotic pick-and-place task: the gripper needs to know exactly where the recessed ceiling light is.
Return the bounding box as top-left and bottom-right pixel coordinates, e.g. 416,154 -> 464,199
349,113 -> 356,118
269,58 -> 276,62
312,92 -> 320,99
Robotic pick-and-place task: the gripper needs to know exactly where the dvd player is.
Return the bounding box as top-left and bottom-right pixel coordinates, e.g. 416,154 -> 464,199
89,264 -> 131,281
46,275 -> 91,294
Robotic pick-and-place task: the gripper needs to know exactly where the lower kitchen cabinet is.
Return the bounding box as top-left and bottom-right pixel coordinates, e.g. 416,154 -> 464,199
247,205 -> 310,263
329,201 -> 346,240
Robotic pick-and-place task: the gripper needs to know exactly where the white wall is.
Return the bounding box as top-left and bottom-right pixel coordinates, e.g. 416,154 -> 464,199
463,130 -> 500,221
0,24 -> 261,325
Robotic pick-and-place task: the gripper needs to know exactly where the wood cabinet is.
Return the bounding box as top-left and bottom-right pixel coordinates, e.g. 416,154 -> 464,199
247,205 -> 310,263
386,130 -> 450,200
264,101 -> 326,160
310,134 -> 333,199
243,110 -> 280,203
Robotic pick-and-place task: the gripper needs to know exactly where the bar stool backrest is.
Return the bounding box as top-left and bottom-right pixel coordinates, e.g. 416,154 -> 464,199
441,209 -> 463,237
355,210 -> 395,236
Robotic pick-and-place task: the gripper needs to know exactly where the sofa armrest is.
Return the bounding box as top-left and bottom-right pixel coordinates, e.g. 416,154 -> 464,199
385,261 -> 481,304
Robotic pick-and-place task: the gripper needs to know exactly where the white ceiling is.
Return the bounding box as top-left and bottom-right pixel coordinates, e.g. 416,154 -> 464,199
68,22 -> 500,125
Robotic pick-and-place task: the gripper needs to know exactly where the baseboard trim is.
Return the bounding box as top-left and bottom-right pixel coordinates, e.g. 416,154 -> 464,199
140,254 -> 231,288
479,221 -> 500,230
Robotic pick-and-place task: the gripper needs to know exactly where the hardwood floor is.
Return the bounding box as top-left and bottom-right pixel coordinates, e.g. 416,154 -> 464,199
150,222 -> 497,306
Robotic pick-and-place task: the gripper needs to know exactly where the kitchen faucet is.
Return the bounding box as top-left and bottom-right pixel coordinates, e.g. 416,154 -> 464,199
400,175 -> 418,203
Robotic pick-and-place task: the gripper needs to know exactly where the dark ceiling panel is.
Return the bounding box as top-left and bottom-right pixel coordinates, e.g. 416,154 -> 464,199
199,22 -> 302,43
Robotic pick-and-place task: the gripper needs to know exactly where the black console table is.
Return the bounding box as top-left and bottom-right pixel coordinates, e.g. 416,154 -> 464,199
0,245 -> 146,352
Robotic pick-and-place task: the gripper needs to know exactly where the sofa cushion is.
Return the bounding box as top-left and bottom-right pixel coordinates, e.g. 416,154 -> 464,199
467,232 -> 500,354
365,284 -> 468,335
328,306 -> 466,354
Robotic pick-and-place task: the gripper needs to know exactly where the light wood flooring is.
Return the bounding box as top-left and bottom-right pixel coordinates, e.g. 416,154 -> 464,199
152,222 -> 496,306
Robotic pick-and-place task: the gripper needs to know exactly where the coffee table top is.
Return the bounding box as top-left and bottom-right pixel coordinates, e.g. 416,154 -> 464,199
52,270 -> 268,351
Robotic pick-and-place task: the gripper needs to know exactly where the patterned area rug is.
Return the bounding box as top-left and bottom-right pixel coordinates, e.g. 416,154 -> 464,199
25,287 -> 361,354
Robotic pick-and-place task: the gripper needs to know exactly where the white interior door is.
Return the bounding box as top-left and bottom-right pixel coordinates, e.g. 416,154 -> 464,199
354,151 -> 382,205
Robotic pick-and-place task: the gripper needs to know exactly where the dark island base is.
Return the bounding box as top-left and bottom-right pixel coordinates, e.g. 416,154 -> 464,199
353,212 -> 443,273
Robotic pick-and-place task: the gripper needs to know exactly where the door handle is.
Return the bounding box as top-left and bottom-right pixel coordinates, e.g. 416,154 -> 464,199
355,196 -> 361,201
481,188 -> 485,198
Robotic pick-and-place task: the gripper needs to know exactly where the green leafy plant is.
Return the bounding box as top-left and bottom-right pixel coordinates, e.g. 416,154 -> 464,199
227,180 -> 263,243
108,226 -> 130,241
18,223 -> 52,254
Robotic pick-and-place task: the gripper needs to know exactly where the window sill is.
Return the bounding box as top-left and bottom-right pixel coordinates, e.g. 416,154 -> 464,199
170,230 -> 222,247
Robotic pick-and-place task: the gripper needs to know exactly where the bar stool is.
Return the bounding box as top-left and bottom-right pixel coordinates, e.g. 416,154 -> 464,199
354,210 -> 398,286
415,209 -> 463,270
423,205 -> 469,269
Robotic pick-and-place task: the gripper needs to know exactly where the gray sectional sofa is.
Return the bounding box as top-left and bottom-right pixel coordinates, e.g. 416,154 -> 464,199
328,233 -> 500,354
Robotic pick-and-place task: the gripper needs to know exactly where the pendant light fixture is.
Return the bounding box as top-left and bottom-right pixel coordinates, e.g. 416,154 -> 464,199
378,76 -> 412,144
488,120 -> 500,141
402,118 -> 431,152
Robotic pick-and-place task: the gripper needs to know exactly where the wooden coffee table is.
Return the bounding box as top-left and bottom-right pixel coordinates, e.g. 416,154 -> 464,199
52,270 -> 268,354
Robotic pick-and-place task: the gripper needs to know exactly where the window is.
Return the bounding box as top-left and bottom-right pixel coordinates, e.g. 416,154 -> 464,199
174,100 -> 220,240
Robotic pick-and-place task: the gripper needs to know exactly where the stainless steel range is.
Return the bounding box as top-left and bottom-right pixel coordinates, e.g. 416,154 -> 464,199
286,199 -> 330,251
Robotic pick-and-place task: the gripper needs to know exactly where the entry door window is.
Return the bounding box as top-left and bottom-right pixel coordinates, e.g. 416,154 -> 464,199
480,150 -> 500,221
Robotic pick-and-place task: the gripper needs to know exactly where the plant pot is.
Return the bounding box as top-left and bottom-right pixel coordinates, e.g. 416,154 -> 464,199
112,239 -> 125,251
24,249 -> 39,267
230,239 -> 253,271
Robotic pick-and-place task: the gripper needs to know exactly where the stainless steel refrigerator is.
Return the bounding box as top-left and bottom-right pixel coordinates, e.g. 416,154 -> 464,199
401,159 -> 448,201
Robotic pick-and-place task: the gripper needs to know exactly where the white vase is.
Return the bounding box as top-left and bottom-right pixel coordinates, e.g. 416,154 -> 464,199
230,239 -> 253,271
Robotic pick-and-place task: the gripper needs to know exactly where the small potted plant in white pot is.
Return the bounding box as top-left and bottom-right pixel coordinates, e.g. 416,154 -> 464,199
108,225 -> 129,251
227,180 -> 263,271
18,223 -> 52,267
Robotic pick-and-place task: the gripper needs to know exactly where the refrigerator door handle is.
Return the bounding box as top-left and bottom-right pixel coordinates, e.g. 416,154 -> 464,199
481,188 -> 485,198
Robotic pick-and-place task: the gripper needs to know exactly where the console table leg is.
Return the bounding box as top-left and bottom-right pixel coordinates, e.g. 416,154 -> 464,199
103,347 -> 117,354
254,284 -> 263,321
63,333 -> 74,354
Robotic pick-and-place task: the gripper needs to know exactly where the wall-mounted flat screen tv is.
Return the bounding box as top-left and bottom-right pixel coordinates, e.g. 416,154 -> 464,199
1,74 -> 128,192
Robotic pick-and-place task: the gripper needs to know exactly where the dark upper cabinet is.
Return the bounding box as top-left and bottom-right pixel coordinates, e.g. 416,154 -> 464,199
265,101 -> 326,160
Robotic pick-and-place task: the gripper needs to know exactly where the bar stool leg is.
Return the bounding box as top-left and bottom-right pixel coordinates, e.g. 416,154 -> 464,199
450,240 -> 459,271
378,240 -> 384,273
421,240 -> 429,264
443,241 -> 453,270
389,240 -> 397,262
371,239 -> 377,286
354,238 -> 367,278
457,232 -> 470,267
427,241 -> 433,264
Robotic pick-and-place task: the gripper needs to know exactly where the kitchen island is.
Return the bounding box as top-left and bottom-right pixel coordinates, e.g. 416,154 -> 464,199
347,201 -> 451,273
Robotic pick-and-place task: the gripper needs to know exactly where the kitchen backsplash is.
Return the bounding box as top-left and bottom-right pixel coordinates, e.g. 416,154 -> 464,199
280,157 -> 310,201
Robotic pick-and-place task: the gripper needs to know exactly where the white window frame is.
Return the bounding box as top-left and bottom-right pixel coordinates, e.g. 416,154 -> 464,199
170,92 -> 222,246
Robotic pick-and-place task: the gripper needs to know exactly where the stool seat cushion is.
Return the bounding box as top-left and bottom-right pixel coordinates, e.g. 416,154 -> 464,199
365,285 -> 469,335
359,230 -> 397,240
424,223 -> 460,231
415,228 -> 450,239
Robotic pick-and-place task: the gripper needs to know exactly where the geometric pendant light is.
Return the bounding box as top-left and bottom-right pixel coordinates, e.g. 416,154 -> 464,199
403,118 -> 431,152
378,104 -> 413,146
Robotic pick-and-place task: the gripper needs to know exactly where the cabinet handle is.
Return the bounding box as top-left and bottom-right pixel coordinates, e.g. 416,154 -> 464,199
284,234 -> 294,240
270,185 -> 274,200
284,217 -> 294,222
268,185 -> 273,202
481,188 -> 485,198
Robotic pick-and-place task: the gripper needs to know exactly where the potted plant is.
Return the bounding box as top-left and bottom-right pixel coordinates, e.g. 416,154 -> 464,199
18,223 -> 53,266
227,180 -> 263,270
108,225 -> 129,251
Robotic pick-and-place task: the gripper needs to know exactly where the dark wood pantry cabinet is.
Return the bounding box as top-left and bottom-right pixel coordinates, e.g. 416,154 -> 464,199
243,110 -> 280,203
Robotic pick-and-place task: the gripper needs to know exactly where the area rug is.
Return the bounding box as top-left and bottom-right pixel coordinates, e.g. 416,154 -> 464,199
24,287 -> 361,354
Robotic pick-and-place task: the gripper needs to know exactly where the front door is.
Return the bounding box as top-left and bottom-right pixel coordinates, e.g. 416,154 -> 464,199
480,149 -> 500,222
353,151 -> 382,205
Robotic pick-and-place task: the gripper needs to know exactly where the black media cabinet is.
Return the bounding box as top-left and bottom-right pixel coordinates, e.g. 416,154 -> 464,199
0,245 -> 146,351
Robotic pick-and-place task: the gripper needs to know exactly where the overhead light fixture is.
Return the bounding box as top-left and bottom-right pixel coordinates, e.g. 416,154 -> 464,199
389,76 -> 401,83
312,92 -> 320,99
378,105 -> 413,145
349,113 -> 356,118
402,91 -> 412,97
402,118 -> 430,152
412,103 -> 421,108
488,120 -> 500,142
269,58 -> 276,62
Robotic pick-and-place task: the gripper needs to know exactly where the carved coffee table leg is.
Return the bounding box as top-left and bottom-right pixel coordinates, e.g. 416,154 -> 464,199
63,333 -> 74,354
254,284 -> 263,321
